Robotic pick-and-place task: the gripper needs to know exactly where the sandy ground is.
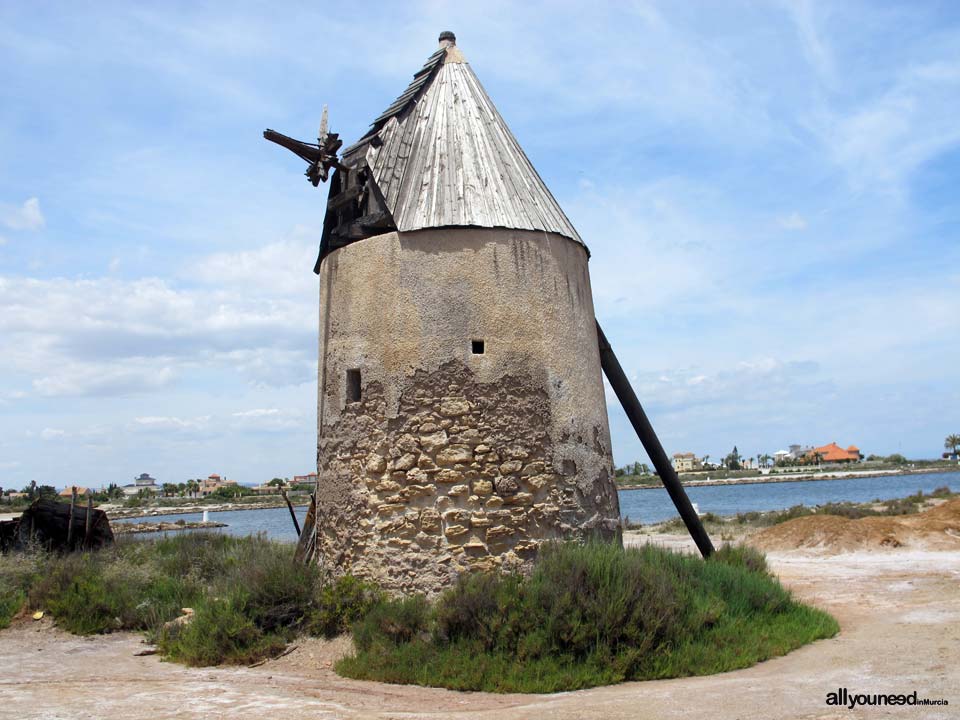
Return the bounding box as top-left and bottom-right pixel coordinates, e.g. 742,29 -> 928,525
2,533 -> 957,720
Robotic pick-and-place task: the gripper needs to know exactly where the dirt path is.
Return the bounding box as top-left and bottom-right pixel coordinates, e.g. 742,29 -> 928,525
2,540 -> 957,719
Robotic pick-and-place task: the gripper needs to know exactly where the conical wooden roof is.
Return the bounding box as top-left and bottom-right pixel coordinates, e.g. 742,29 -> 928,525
341,34 -> 584,249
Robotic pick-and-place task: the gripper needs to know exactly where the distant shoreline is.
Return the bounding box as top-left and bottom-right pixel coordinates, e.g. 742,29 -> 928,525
617,466 -> 960,492
105,497 -> 310,520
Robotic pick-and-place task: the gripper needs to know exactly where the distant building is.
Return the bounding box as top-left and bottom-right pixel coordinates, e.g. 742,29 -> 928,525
788,444 -> 813,460
292,473 -> 318,485
807,442 -> 861,463
773,450 -> 791,463
671,453 -> 702,472
134,473 -> 157,487
199,474 -> 238,497
122,473 -> 158,496
252,482 -> 282,495
59,485 -> 89,497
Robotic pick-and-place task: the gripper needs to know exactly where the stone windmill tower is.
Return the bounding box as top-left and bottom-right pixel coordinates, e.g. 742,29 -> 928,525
267,32 -> 627,594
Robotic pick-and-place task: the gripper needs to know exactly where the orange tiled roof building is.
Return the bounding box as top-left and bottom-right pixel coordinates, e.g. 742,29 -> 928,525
809,442 -> 861,463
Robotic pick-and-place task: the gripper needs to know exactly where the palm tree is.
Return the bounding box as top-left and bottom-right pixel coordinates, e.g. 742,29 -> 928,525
945,434 -> 960,456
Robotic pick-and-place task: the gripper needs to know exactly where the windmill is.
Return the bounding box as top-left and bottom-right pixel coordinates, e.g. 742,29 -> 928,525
264,32 -> 712,592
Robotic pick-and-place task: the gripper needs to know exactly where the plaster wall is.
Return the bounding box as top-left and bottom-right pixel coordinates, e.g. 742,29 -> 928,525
315,227 -> 620,593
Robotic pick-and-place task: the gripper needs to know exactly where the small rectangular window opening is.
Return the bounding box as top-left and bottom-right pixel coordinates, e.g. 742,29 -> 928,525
471,339 -> 485,355
346,369 -> 362,403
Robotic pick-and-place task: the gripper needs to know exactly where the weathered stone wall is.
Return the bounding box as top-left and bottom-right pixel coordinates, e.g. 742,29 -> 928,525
315,227 -> 620,594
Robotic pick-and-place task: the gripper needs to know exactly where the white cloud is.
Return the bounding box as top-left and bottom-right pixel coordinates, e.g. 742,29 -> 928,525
784,0 -> 836,86
0,197 -> 45,231
808,59 -> 960,193
32,363 -> 175,398
777,212 -> 807,230
230,407 -> 303,432
40,428 -> 67,440
0,270 -> 315,397
232,408 -> 280,418
186,233 -> 319,297
133,415 -> 210,431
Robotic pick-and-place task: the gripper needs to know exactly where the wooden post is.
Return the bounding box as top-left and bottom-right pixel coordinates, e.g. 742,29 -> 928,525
281,488 -> 301,536
66,487 -> 77,548
84,494 -> 93,549
596,321 -> 715,558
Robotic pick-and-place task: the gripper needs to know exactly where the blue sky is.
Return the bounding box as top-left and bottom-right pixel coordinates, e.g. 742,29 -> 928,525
1,1 -> 958,489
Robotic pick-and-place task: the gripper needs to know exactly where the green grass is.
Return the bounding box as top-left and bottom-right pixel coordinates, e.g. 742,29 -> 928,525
2,535 -> 838,691
0,533 -> 381,665
337,542 -> 838,693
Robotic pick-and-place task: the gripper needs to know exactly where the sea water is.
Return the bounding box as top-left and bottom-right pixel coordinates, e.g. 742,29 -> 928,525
113,470 -> 960,541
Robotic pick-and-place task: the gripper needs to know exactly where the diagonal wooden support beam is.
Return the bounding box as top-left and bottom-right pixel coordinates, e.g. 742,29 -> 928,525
596,321 -> 715,558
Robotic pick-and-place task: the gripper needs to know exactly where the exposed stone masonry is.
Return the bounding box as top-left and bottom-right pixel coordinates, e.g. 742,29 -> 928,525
316,360 -> 620,595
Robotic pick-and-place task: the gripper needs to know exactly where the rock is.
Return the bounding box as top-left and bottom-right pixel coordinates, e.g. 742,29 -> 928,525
374,480 -> 401,493
365,453 -> 387,474
486,525 -> 514,544
470,514 -> 492,528
420,508 -> 441,532
485,496 -> 504,508
396,434 -> 420,454
420,430 -> 449,453
417,455 -> 437,470
448,484 -> 470,496
402,485 -> 432,498
514,540 -> 539,555
499,460 -> 523,475
419,422 -> 440,433
437,445 -> 473,466
496,477 -> 519,495
521,462 -> 545,477
506,492 -> 534,506
161,607 -> 194,635
473,479 -> 493,496
474,444 -> 491,454
392,453 -> 418,471
436,469 -> 464,484
405,467 -> 430,484
526,474 -> 554,490
503,445 -> 530,460
455,429 -> 482,445
444,524 -> 469,540
439,397 -> 471,417
443,509 -> 470,524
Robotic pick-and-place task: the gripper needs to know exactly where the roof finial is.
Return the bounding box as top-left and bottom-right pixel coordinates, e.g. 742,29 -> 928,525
439,31 -> 456,48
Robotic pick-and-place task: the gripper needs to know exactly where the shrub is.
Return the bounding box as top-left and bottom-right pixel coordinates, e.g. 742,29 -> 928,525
354,596 -> 429,651
307,574 -> 383,638
339,541 -> 838,692
711,543 -> 768,574
159,596 -> 287,666
1,533 -> 385,667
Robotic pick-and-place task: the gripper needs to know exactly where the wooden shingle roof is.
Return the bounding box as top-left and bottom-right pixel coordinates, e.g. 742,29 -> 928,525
341,37 -> 585,249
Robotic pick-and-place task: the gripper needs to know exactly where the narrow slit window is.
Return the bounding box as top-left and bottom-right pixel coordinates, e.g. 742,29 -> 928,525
346,369 -> 362,402
471,339 -> 485,355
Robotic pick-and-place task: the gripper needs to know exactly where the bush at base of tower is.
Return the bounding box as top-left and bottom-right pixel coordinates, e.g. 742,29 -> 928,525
336,541 -> 838,693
